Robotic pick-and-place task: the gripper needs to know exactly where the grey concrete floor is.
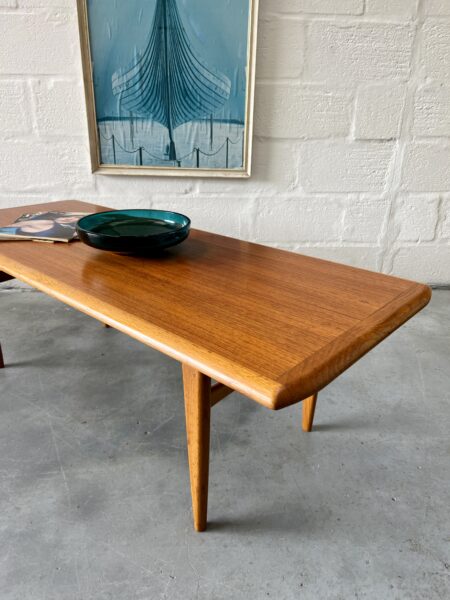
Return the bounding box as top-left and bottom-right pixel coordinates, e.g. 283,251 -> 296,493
0,288 -> 449,600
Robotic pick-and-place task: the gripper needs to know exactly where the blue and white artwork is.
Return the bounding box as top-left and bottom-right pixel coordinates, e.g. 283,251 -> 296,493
82,0 -> 256,173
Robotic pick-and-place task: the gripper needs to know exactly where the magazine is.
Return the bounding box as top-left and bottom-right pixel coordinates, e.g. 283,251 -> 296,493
0,211 -> 89,243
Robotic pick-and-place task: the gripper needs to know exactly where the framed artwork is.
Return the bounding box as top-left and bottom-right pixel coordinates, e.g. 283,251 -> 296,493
77,0 -> 259,178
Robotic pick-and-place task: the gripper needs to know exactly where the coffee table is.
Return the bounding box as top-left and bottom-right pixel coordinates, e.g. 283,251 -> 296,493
0,200 -> 431,531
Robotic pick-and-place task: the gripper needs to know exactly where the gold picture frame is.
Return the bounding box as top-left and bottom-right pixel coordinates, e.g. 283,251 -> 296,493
76,0 -> 259,178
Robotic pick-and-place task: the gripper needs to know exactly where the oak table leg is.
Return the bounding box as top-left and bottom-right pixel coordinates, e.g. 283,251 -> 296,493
302,393 -> 318,432
182,364 -> 211,532
0,343 -> 4,369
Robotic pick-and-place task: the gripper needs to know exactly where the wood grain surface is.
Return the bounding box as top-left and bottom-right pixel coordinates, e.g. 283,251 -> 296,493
0,200 -> 431,409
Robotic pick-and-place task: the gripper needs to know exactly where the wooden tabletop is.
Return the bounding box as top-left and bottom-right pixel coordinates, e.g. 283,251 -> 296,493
0,200 -> 431,409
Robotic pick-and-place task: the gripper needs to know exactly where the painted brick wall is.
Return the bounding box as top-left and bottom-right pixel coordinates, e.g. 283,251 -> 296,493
0,0 -> 449,284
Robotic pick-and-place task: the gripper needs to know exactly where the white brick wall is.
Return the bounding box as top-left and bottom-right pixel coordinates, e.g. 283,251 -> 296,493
395,196 -> 440,241
365,0 -> 418,17
257,18 -> 305,78
262,1 -> 364,16
301,141 -> 395,192
421,20 -> 450,80
0,1 -> 449,284
255,85 -> 351,138
354,84 -> 406,140
402,143 -> 450,192
305,22 -> 414,83
425,1 -> 450,16
413,84 -> 450,136
0,80 -> 31,135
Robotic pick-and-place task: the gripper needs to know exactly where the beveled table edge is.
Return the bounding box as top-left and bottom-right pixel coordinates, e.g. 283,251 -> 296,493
274,283 -> 432,409
0,253 -> 431,410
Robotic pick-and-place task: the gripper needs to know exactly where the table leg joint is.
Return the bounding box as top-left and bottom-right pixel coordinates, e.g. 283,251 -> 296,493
210,382 -> 233,407
0,272 -> 14,284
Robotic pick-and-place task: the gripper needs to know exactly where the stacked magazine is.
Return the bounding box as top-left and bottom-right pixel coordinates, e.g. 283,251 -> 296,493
0,211 -> 89,243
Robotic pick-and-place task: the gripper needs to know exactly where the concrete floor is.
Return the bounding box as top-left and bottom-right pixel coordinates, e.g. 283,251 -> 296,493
0,289 -> 449,600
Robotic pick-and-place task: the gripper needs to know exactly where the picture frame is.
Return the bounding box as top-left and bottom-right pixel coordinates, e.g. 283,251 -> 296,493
76,0 -> 259,178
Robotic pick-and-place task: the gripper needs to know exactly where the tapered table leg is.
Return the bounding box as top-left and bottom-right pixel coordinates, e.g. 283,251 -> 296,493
1,272 -> 13,369
182,364 -> 211,532
302,393 -> 318,432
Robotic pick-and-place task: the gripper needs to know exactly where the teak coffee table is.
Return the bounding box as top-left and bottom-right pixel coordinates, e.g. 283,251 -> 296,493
0,201 -> 431,531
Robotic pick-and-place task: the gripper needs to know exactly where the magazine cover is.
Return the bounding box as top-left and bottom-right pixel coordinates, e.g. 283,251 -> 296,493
0,211 -> 89,242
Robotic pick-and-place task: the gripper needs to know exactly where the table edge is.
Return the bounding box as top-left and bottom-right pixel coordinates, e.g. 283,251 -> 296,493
1,254 -> 431,410
0,255 -> 281,406
273,283 -> 432,409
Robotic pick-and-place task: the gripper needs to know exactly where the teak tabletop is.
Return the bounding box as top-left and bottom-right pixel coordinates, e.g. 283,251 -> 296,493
0,200 -> 431,531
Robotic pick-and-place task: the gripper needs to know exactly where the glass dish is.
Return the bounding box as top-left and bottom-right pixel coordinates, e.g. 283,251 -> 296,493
76,209 -> 190,254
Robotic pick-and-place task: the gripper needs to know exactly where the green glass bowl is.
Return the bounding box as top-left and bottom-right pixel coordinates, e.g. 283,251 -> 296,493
76,209 -> 191,254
